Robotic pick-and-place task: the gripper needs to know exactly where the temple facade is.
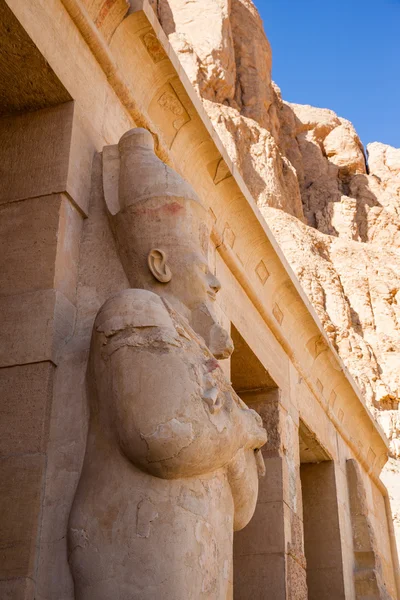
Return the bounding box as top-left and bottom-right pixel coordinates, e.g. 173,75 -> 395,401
0,1 -> 399,598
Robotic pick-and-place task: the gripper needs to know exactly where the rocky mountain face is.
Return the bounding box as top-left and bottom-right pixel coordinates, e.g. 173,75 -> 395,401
150,0 -> 400,544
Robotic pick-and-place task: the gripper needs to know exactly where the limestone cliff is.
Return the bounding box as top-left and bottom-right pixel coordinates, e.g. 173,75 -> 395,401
151,0 -> 400,543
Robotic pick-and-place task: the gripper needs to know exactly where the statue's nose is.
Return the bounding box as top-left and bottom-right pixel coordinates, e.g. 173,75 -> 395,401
209,273 -> 221,294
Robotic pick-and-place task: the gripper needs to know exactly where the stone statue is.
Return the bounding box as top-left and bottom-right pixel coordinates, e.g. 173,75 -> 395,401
68,129 -> 267,599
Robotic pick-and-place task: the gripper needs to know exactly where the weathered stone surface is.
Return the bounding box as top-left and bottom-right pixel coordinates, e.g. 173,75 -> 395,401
347,459 -> 393,599
0,194 -> 82,303
0,362 -> 54,457
0,455 -> 45,580
0,103 -> 94,215
381,458 -> 400,555
0,578 -> 35,600
0,289 -> 75,367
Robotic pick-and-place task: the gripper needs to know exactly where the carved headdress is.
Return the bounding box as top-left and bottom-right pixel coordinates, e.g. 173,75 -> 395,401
102,128 -> 211,287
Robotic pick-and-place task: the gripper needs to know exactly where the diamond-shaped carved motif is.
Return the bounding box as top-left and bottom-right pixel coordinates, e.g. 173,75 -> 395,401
328,390 -> 337,408
255,260 -> 270,285
272,303 -> 283,325
213,158 -> 232,185
223,224 -> 236,249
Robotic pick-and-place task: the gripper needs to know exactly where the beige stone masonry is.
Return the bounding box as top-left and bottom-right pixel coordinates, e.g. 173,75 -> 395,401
0,362 -> 55,457
301,461 -> 346,599
0,1 -> 71,117
0,103 -> 93,216
0,194 -> 82,303
0,73 -> 92,598
0,455 -> 46,581
0,289 -> 75,367
234,389 -> 308,600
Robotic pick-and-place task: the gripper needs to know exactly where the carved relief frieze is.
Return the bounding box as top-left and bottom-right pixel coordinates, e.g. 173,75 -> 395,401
158,88 -> 186,130
150,83 -> 190,147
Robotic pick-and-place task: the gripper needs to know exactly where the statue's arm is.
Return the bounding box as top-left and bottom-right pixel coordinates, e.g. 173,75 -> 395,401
107,343 -> 265,480
92,289 -> 266,480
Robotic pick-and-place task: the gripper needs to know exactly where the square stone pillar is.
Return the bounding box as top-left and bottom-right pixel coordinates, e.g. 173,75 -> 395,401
0,102 -> 93,600
233,389 -> 308,600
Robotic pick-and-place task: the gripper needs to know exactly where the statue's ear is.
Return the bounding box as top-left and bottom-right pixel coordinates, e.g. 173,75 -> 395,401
148,249 -> 172,283
102,144 -> 121,215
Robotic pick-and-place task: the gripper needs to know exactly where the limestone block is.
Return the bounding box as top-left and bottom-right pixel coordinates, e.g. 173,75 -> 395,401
0,194 -> 82,302
0,362 -> 54,457
0,195 -> 60,296
286,553 -> 308,600
0,102 -> 93,215
234,500 -> 285,556
256,455 -> 284,504
346,459 -> 393,598
0,1 -> 71,117
0,578 -> 35,600
0,454 -> 45,580
300,462 -> 346,599
54,196 -> 84,303
233,553 -> 286,600
34,352 -> 88,600
0,289 -> 75,367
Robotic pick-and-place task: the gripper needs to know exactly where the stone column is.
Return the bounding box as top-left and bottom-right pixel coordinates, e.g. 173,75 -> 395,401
233,389 -> 308,599
0,102 -> 93,600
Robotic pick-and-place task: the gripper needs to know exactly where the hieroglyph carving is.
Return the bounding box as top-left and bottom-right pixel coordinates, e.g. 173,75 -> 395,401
68,128 -> 267,599
141,30 -> 168,63
158,87 -> 187,131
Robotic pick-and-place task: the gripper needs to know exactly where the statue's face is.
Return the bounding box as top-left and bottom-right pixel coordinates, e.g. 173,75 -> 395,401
171,249 -> 220,309
112,200 -> 233,359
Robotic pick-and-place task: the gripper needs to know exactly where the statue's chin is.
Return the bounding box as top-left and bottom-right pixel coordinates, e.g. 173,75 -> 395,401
208,323 -> 234,359
190,304 -> 234,359
227,449 -> 260,532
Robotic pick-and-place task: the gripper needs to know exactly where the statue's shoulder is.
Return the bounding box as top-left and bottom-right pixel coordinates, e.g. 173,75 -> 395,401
94,289 -> 206,355
95,289 -> 174,336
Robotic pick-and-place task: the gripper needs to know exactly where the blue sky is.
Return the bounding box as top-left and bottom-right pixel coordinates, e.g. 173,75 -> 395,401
254,0 -> 400,149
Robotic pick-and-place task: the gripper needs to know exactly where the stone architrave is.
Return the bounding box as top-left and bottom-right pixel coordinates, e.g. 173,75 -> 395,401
68,128 -> 267,599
